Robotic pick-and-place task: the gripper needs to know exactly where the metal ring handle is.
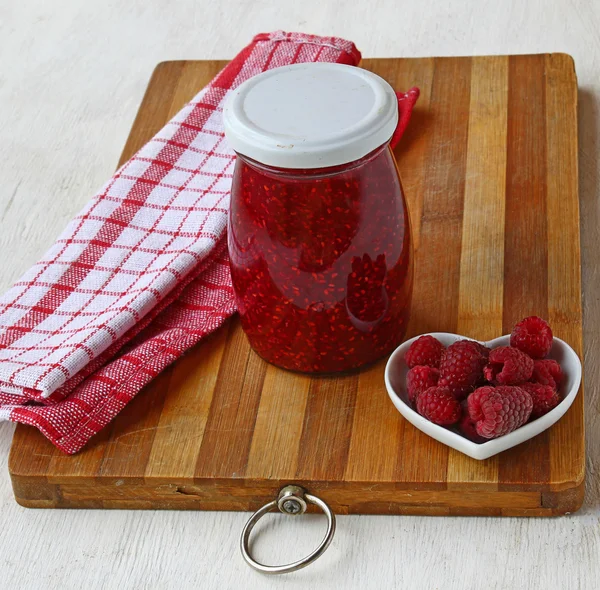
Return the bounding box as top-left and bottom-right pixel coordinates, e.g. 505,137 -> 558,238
240,485 -> 336,574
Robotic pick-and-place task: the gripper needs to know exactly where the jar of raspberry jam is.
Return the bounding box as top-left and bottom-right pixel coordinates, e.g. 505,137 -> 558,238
224,63 -> 412,373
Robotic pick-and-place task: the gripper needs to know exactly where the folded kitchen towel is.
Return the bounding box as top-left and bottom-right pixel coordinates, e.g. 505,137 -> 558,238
0,31 -> 419,453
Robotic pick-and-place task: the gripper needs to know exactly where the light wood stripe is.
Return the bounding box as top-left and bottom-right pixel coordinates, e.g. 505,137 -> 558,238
455,56 -> 508,342
544,53 -> 585,491
144,326 -> 229,480
98,367 -> 172,479
344,359 -> 401,481
393,57 -> 472,485
499,54 -> 550,487
447,55 -> 509,489
245,363 -> 311,479
194,319 -> 266,478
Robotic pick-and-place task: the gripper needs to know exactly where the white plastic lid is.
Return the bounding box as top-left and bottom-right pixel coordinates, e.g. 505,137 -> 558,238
223,63 -> 398,169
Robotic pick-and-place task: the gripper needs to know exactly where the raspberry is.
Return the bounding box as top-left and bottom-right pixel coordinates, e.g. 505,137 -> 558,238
406,366 -> 440,403
520,382 -> 560,419
458,402 -> 487,443
530,359 -> 563,390
510,316 -> 553,359
416,386 -> 461,425
405,335 -> 445,368
483,346 -> 534,385
467,385 -> 533,439
438,340 -> 487,400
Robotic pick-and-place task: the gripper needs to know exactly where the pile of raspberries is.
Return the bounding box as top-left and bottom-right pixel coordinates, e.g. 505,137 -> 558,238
404,317 -> 563,441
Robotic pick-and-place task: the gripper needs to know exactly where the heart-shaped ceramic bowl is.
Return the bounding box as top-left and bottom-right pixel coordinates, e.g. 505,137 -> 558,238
384,333 -> 582,460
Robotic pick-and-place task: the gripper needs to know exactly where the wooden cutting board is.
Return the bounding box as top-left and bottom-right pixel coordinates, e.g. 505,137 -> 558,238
9,54 -> 584,516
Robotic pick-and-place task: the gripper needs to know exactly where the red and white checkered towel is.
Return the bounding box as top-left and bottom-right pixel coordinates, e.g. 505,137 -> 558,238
0,31 -> 418,453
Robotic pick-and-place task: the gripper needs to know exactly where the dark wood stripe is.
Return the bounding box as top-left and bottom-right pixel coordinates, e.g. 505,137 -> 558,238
295,373 -> 359,481
407,57 -> 472,336
502,55 -> 549,328
499,54 -> 550,489
194,318 -> 266,478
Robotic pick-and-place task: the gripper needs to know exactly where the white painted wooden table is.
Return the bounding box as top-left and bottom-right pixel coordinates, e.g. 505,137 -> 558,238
1,0 -> 599,587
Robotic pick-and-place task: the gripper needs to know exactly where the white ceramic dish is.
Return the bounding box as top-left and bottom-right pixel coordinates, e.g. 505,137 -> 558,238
384,333 -> 582,460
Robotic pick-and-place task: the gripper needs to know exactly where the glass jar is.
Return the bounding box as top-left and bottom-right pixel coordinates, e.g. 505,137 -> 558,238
224,63 -> 413,373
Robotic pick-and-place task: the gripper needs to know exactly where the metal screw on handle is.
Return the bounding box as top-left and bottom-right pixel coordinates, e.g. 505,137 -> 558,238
240,485 -> 336,575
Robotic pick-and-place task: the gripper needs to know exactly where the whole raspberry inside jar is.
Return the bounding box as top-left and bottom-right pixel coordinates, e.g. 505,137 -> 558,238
224,63 -> 413,374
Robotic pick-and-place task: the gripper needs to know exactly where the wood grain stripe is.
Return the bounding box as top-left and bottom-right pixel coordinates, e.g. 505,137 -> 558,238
245,364 -> 311,480
544,53 -> 585,491
455,56 -> 508,342
394,57 -> 472,485
98,367 -> 172,481
194,318 -> 266,478
144,326 -> 229,480
407,57 -> 471,336
448,55 -> 509,488
295,373 -> 358,481
344,359 -> 400,482
499,54 -> 550,488
502,54 -> 549,329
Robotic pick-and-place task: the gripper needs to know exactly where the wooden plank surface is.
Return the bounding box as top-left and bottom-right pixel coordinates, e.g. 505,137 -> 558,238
8,55 -> 584,515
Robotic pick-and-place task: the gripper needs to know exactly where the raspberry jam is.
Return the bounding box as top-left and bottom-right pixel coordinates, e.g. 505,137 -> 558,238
228,143 -> 413,373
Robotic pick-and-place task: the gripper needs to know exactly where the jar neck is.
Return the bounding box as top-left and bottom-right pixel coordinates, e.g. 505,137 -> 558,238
235,141 -> 392,180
